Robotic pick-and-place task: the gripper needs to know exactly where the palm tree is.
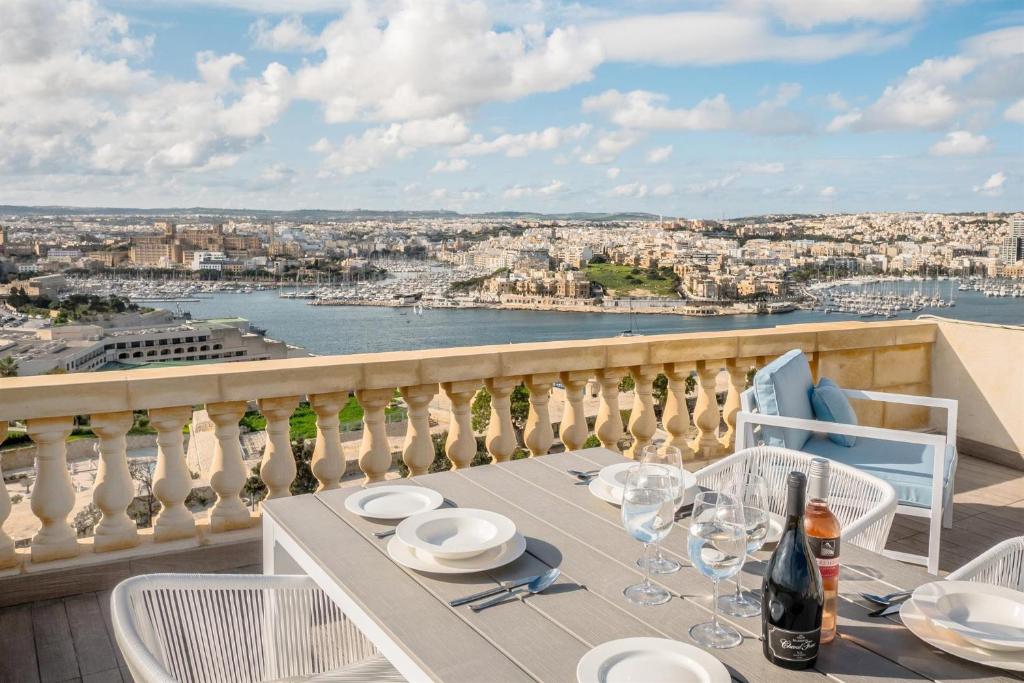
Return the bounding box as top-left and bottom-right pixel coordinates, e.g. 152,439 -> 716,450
0,356 -> 18,378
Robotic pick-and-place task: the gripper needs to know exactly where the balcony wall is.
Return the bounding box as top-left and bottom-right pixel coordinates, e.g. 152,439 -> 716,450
0,319 -> 939,605
928,316 -> 1024,470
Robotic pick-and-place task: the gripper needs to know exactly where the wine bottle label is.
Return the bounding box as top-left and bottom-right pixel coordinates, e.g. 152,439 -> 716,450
766,624 -> 821,662
808,536 -> 841,579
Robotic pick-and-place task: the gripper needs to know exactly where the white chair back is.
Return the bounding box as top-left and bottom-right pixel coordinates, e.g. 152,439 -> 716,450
946,536 -> 1024,591
695,446 -> 898,553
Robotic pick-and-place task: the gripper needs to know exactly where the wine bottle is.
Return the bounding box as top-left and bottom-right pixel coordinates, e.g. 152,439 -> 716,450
762,471 -> 824,669
804,458 -> 841,644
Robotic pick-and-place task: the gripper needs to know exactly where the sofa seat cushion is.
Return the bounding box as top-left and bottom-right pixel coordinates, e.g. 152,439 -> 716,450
802,434 -> 956,509
810,377 -> 859,447
752,349 -> 816,450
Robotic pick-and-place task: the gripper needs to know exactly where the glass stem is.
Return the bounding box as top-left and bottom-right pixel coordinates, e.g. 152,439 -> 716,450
734,572 -> 743,600
642,543 -> 652,588
654,538 -> 663,562
712,578 -> 721,631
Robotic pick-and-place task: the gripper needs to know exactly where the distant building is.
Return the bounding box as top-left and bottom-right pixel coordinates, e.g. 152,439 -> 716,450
1000,237 -> 1023,265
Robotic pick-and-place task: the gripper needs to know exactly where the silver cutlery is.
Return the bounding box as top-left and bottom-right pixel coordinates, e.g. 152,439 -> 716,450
869,601 -> 905,618
861,590 -> 912,606
568,469 -> 598,477
470,568 -> 561,612
449,568 -> 560,607
373,529 -> 397,539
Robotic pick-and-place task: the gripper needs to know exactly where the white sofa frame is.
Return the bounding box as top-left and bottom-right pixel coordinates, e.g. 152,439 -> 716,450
736,385 -> 958,575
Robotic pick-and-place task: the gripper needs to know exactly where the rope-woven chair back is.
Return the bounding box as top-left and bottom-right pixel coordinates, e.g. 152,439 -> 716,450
947,537 -> 1024,591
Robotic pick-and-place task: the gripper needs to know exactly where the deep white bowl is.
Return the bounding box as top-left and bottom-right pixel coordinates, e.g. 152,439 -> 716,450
395,508 -> 517,561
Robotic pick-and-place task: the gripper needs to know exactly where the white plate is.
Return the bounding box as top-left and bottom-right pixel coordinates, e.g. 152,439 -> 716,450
902,591 -> 1024,671
387,533 -> 527,574
908,581 -> 1024,653
589,477 -> 700,510
395,508 -> 517,560
344,485 -> 444,520
597,462 -> 696,496
577,637 -> 731,683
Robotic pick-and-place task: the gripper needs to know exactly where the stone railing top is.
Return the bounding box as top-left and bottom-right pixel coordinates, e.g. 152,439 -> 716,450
0,319 -> 937,422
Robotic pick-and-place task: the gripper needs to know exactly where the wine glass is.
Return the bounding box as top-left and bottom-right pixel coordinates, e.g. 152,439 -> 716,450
620,463 -> 674,606
688,491 -> 746,648
720,473 -> 769,617
638,442 -> 685,574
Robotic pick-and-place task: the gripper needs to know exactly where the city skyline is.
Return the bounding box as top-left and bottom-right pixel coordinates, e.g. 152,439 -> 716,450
1,0 -> 1023,216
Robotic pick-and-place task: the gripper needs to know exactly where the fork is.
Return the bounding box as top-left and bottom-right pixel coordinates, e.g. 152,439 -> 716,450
861,590 -> 912,606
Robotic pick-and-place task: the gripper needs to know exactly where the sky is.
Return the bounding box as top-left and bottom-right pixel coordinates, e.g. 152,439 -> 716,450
1,0 -> 1022,217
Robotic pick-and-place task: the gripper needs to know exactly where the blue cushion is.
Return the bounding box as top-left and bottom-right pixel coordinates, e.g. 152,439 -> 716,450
810,377 -> 858,447
802,434 -> 957,509
752,349 -> 815,450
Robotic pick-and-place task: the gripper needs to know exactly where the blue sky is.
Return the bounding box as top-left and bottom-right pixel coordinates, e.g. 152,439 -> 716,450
1,0 -> 1022,216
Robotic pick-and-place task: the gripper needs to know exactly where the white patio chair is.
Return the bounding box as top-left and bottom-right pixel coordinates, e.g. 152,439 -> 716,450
111,573 -> 404,683
694,446 -> 898,553
946,536 -> 1024,590
734,349 -> 958,575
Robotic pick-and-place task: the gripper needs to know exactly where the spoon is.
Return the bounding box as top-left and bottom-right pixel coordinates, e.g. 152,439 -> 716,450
861,590 -> 912,606
568,469 -> 598,478
470,568 -> 562,612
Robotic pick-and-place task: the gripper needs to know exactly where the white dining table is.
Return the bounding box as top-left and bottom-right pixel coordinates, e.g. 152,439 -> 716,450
262,447 -> 1024,683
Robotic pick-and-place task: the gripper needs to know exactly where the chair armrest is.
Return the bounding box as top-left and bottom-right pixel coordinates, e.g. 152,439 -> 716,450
735,410 -> 948,449
838,388 -> 958,444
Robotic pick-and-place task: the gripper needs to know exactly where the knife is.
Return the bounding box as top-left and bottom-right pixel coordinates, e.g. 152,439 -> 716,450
449,575 -> 540,607
869,601 -> 905,618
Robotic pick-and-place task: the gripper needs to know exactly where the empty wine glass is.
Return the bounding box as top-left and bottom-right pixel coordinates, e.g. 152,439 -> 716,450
688,491 -> 746,648
621,463 -> 674,606
638,442 -> 685,574
720,473 -> 769,617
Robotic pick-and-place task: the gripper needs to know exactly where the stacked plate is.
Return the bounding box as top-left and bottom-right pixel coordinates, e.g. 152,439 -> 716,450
577,638 -> 730,683
900,580 -> 1024,671
346,486 -> 526,574
588,462 -> 697,508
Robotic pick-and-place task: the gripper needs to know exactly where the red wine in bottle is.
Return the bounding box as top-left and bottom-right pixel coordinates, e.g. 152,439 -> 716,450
762,471 -> 824,669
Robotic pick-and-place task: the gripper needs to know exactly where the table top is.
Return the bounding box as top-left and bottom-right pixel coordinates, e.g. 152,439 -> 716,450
263,448 -> 1024,683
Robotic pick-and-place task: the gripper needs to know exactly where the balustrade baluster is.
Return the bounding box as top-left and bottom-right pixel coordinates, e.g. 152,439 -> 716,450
484,377 -> 519,462
27,416 -> 77,562
719,358 -> 754,452
308,392 -> 347,491
0,422 -> 15,569
206,401 -> 252,532
257,396 -> 299,499
91,411 -> 139,552
690,360 -> 725,459
150,406 -> 196,542
400,384 -> 437,476
356,388 -> 395,483
595,368 -> 627,452
662,363 -> 696,459
625,365 -> 659,458
558,371 -> 589,451
524,373 -> 557,457
442,381 -> 478,469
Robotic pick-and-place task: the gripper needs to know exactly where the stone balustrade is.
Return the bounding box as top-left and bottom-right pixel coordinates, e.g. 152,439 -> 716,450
0,319 -> 938,572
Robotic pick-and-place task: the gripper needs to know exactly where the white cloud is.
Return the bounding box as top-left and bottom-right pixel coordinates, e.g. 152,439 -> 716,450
740,161 -> 785,174
734,0 -> 925,29
686,174 -> 737,194
610,182 -> 648,199
453,124 -> 591,157
606,167 -> 621,179
250,15 -> 320,52
578,130 -> 642,164
503,179 -> 565,198
583,84 -> 810,135
827,56 -> 977,132
961,26 -> 1024,60
651,182 -> 674,197
312,115 -> 470,175
929,130 -> 992,156
825,92 -> 849,111
431,158 -> 469,173
294,0 -> 603,123
1006,99 -> 1024,124
973,171 -> 1006,197
646,145 -> 673,164
820,186 -> 838,198
583,12 -> 910,67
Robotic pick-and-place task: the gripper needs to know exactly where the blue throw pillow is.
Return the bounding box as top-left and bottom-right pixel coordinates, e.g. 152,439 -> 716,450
810,377 -> 858,447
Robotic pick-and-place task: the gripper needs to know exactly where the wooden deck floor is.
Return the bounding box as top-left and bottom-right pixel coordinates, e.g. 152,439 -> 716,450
2,455 -> 1022,683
